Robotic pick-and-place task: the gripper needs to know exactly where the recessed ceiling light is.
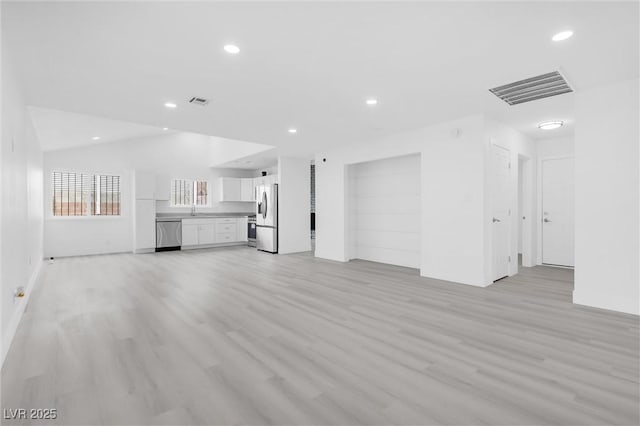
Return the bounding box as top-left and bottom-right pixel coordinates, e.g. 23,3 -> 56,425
162,127 -> 169,131
552,30 -> 573,42
366,98 -> 378,106
288,128 -> 297,134
164,102 -> 177,108
224,44 -> 240,54
91,136 -> 100,140
538,121 -> 564,130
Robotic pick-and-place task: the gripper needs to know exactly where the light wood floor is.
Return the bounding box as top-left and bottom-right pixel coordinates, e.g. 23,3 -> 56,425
2,247 -> 638,425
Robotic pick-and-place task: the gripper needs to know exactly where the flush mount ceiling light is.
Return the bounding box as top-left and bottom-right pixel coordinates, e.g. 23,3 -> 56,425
164,102 -> 177,108
91,136 -> 100,140
538,121 -> 564,130
288,128 -> 297,134
552,30 -> 573,42
224,44 -> 240,54
162,127 -> 169,131
366,98 -> 378,106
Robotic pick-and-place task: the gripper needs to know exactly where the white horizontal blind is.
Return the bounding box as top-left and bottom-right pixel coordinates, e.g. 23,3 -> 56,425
171,179 -> 193,207
93,175 -> 121,216
171,179 -> 209,207
195,181 -> 208,206
52,172 -> 91,216
52,171 -> 121,217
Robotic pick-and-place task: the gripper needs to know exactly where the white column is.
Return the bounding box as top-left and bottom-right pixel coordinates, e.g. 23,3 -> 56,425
277,156 -> 311,254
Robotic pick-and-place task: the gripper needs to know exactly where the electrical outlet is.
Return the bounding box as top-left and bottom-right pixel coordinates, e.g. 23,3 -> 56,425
14,286 -> 25,302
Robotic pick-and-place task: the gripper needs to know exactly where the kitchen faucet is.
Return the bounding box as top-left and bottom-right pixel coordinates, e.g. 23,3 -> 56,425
191,205 -> 196,216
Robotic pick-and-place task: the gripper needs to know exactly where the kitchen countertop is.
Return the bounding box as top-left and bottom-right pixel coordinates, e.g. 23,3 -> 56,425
156,212 -> 255,221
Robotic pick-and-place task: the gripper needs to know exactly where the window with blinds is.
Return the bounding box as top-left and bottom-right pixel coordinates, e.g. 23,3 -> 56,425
195,181 -> 208,206
52,172 -> 91,216
93,174 -> 121,216
170,179 -> 209,207
52,171 -> 121,217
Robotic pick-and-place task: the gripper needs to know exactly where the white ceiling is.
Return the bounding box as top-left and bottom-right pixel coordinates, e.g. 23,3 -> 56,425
28,107 -> 169,151
4,1 -> 638,156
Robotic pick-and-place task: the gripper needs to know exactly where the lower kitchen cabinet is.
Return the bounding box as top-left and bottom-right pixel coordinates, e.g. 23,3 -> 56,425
135,200 -> 156,252
181,217 -> 249,248
182,224 -> 199,246
199,224 -> 216,245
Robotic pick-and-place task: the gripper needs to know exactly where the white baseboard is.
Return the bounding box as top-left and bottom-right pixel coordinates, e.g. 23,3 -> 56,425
134,248 -> 156,254
1,258 -> 44,366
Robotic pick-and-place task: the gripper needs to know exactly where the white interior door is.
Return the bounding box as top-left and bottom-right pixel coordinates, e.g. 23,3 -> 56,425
492,145 -> 511,281
542,158 -> 574,267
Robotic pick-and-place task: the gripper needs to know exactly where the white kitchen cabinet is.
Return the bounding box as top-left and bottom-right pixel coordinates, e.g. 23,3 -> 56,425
220,177 -> 241,202
215,232 -> 236,244
135,171 -> 156,200
155,173 -> 170,201
266,174 -> 278,185
182,223 -> 199,246
237,217 -> 248,241
216,221 -> 237,234
254,174 -> 278,188
134,200 -> 156,252
182,216 -> 249,248
199,224 -> 216,245
240,178 -> 254,201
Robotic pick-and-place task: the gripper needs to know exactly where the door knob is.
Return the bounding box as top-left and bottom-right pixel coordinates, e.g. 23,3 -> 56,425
493,218 -> 500,223
544,218 -> 551,223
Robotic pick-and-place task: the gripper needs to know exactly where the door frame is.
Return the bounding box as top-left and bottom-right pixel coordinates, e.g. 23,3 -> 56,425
537,155 -> 574,266
518,154 -> 534,267
491,143 -> 512,281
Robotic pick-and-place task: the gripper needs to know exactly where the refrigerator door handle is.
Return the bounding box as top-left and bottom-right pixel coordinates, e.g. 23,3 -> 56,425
262,191 -> 267,219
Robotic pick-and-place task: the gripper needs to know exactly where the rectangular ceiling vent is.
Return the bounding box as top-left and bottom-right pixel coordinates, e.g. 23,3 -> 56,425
189,96 -> 210,106
489,71 -> 573,105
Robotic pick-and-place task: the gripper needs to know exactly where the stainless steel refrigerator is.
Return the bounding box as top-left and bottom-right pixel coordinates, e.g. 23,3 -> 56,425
256,183 -> 278,253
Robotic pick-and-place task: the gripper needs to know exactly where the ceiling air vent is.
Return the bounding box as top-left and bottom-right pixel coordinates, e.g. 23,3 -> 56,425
489,71 -> 573,105
189,96 -> 210,106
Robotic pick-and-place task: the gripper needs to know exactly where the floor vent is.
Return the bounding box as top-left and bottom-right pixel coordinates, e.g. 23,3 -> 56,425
189,97 -> 210,106
489,71 -> 573,105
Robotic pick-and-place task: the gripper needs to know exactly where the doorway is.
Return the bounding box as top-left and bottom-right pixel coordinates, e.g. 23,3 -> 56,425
541,158 -> 575,267
492,145 -> 511,281
518,155 -> 533,267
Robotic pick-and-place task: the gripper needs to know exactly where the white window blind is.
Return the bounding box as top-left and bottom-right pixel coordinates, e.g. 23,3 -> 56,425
52,172 -> 91,216
195,181 -> 208,206
171,179 -> 209,207
171,179 -> 193,207
93,174 -> 121,216
52,171 -> 121,217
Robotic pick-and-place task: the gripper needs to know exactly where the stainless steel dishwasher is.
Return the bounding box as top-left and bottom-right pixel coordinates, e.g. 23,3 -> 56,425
156,219 -> 182,251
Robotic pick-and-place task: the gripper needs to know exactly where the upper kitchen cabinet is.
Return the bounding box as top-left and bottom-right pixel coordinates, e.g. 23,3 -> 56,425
254,174 -> 278,187
240,178 -> 255,201
220,177 -> 256,202
220,177 -> 242,202
155,173 -> 170,201
134,171 -> 156,200
136,171 -> 171,200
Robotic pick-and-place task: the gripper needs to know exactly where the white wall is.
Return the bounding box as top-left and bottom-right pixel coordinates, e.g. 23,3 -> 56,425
44,132 -> 257,258
518,161 -> 524,254
1,33 -> 44,364
316,115 -> 494,286
348,154 -> 420,268
486,120 -> 538,273
574,78 -> 639,315
537,136 -> 574,159
277,156 -> 311,254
